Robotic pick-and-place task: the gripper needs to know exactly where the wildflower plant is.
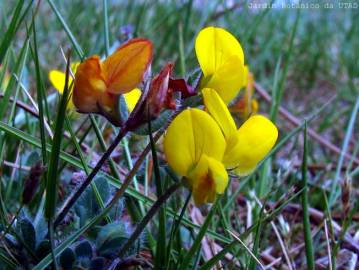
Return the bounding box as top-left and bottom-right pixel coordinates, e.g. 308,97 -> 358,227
2,2 -> 349,269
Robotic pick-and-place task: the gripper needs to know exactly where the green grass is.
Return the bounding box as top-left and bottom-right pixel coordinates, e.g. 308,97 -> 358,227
0,1 -> 358,269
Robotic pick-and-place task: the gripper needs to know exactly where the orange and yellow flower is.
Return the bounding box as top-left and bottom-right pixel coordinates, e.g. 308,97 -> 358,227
49,61 -> 142,113
73,38 -> 152,114
48,38 -> 153,125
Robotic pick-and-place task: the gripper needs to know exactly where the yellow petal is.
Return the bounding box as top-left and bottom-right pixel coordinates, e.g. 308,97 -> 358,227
70,62 -> 80,74
223,115 -> 278,175
202,55 -> 246,104
188,154 -> 228,205
49,61 -> 80,94
243,65 -> 249,88
163,108 -> 226,177
49,70 -> 67,94
124,88 -> 141,112
195,27 -> 244,76
49,70 -> 75,109
202,88 -> 236,139
102,38 -> 153,94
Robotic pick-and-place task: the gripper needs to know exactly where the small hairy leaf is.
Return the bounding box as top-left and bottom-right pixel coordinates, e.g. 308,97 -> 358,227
59,248 -> 76,270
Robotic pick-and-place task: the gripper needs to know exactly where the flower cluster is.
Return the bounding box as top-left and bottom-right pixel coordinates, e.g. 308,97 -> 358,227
163,27 -> 278,204
50,39 -> 193,129
49,26 -> 278,205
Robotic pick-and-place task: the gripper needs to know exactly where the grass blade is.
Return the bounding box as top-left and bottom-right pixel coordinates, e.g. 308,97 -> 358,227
103,0 -> 110,55
248,202 -> 266,270
179,199 -> 219,270
0,0 -> 25,64
45,52 -> 71,219
0,38 -> 28,122
270,9 -> 300,122
301,121 -> 315,270
30,19 -> 48,165
329,97 -> 359,206
47,0 -> 85,59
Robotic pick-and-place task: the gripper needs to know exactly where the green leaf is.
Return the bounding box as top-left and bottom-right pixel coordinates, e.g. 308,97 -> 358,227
33,208 -> 106,270
59,248 -> 76,270
36,240 -> 51,261
96,222 -> 135,257
89,257 -> 105,270
18,218 -> 36,250
74,176 -> 111,226
74,240 -> 93,259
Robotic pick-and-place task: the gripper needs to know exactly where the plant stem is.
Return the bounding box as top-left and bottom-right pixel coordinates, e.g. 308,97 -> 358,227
54,127 -> 128,227
118,182 -> 182,258
301,121 -> 315,270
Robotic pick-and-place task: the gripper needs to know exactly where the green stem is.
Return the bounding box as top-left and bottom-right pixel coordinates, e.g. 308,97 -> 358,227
301,121 -> 315,270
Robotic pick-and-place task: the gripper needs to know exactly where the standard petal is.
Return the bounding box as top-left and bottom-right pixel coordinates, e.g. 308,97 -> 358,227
223,115 -> 278,175
102,38 -> 153,94
124,88 -> 141,112
195,26 -> 244,77
202,88 -> 237,139
189,155 -> 228,205
203,55 -> 246,104
163,108 -> 226,177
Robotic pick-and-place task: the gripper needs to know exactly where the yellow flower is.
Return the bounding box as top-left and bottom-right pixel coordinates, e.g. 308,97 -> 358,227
230,66 -> 259,118
202,88 -> 278,175
163,108 -> 228,205
164,89 -> 277,204
195,27 -> 246,104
